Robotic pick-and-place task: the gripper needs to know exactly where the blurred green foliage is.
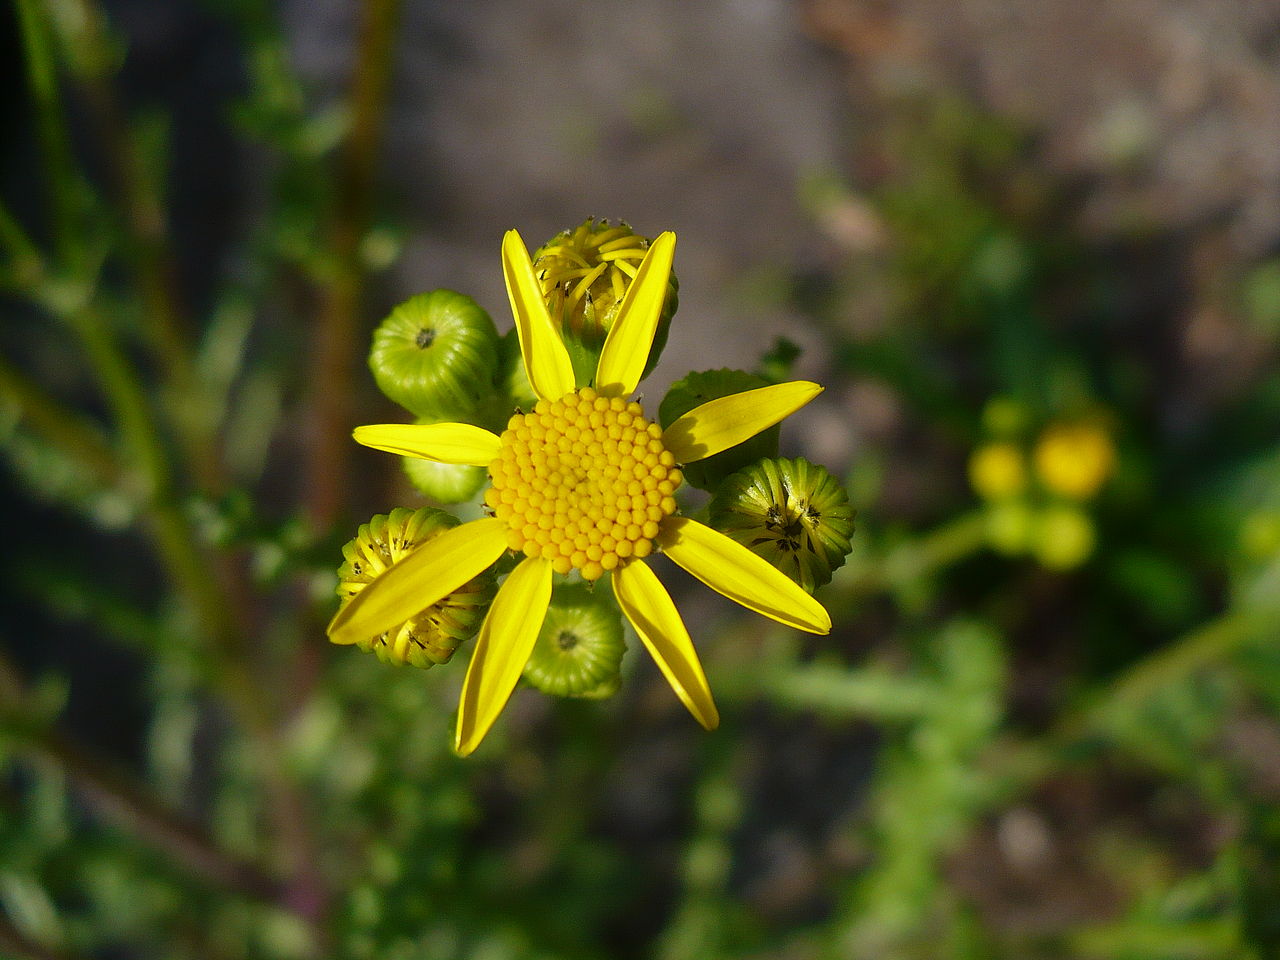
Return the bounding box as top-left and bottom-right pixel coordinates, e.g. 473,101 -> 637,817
2,2 -> 1279,960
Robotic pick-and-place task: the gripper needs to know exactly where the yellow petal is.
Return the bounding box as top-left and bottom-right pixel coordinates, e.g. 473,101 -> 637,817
352,422 -> 501,466
327,517 -> 508,645
659,516 -> 831,634
662,381 -> 823,463
455,556 -> 553,756
613,560 -> 719,730
502,229 -> 575,402
594,231 -> 676,396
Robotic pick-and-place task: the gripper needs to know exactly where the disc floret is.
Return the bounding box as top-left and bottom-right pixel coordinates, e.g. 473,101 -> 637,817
484,387 -> 681,581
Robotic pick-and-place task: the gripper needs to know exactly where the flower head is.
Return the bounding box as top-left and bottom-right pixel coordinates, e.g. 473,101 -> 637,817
330,229 -> 830,755
1033,421 -> 1115,501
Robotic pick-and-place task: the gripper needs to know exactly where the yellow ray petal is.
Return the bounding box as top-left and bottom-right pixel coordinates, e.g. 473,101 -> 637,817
455,556 -> 553,756
659,516 -> 831,634
328,517 -> 508,646
613,560 -> 719,730
502,229 -> 575,402
662,381 -> 823,463
352,422 -> 501,465
594,231 -> 676,396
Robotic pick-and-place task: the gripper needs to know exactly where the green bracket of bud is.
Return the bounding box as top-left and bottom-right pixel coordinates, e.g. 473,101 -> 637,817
523,581 -> 626,699
708,458 -> 857,592
368,290 -> 500,422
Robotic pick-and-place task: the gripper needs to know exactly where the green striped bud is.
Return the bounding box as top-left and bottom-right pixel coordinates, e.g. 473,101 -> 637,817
522,581 -> 626,699
402,443 -> 487,504
660,369 -> 781,491
1031,503 -> 1095,570
335,507 -> 494,668
708,458 -> 856,592
368,290 -> 500,421
497,328 -> 538,413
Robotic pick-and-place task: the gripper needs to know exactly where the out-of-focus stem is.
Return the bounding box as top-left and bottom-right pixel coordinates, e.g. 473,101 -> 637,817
59,0 -> 223,493
303,0 -> 404,531
0,356 -> 121,487
14,0 -> 82,267
829,510 -> 988,615
0,654 -> 283,905
60,304 -> 330,939
0,201 -> 42,277
985,608 -> 1275,801
0,912 -> 86,960
13,1 -> 331,946
1060,608 -> 1273,743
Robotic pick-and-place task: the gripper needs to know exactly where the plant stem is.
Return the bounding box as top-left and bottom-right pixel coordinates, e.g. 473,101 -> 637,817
13,0 -> 84,268
304,0 -> 404,531
61,0 -> 225,493
0,912 -> 87,960
0,355 -> 121,488
984,608 -> 1276,802
1060,608 -> 1273,744
0,652 -> 283,905
829,510 -> 988,615
0,200 -> 43,279
56,302 -> 328,941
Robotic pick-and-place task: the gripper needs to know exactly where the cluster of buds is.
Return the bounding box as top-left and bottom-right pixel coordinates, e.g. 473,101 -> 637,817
968,397 -> 1116,570
334,219 -> 855,710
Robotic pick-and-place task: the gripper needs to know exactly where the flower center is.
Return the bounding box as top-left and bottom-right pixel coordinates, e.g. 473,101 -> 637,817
485,387 -> 681,581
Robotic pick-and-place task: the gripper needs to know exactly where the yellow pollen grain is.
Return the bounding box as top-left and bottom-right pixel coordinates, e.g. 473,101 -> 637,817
487,387 -> 681,580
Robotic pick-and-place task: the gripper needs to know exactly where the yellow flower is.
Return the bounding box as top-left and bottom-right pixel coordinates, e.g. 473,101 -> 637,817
968,442 -> 1027,501
329,230 -> 831,755
1032,422 -> 1115,501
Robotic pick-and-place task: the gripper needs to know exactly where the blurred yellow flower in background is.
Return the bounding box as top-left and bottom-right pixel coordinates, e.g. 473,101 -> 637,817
968,442 -> 1027,500
1033,421 -> 1115,500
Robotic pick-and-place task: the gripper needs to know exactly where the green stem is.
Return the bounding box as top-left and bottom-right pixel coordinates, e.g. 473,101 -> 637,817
14,2 -> 330,944
1062,608 -> 1273,742
830,510 -> 988,615
0,912 -> 86,960
984,608 -> 1276,802
303,0 -> 404,531
0,200 -> 42,280
60,0 -> 224,493
0,355 -> 121,487
57,303 -> 327,940
14,0 -> 85,268
0,652 -> 283,906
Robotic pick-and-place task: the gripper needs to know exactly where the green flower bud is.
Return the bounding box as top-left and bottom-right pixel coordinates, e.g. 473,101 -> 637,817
402,448 -> 487,504
660,369 -> 781,491
497,328 -> 538,413
708,458 -> 856,592
1031,503 -> 1095,570
522,581 -> 626,699
368,290 -> 500,421
984,500 -> 1033,555
534,219 -> 679,383
336,507 -> 494,668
